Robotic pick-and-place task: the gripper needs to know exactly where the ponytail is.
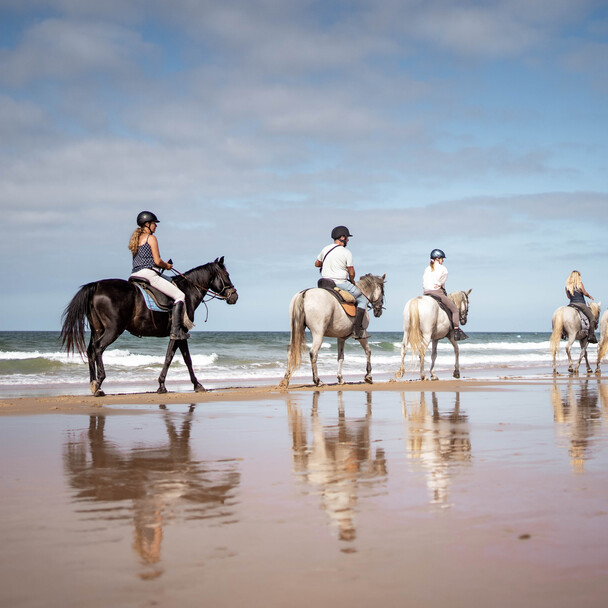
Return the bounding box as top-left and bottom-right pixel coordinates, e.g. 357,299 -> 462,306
128,227 -> 145,255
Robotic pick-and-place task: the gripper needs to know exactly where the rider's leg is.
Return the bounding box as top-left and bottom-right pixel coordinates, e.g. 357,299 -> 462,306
573,303 -> 597,343
335,281 -> 368,339
424,290 -> 468,341
134,270 -> 190,340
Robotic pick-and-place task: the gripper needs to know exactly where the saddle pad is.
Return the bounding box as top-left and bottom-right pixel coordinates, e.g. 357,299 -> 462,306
334,288 -> 356,304
134,283 -> 169,312
342,302 -> 356,317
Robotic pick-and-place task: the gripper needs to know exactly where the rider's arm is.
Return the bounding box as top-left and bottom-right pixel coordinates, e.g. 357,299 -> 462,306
315,259 -> 322,268
148,235 -> 173,270
348,266 -> 355,283
581,282 -> 594,300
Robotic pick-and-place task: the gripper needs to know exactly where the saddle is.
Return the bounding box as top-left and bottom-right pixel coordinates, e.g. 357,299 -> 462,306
317,278 -> 357,317
425,293 -> 455,329
129,276 -> 174,311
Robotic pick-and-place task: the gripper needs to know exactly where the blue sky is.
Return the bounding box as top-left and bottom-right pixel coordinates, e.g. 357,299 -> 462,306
1,0 -> 607,332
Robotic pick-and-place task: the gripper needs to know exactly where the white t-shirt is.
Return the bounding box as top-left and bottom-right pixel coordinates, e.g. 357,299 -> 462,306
422,264 -> 448,291
318,244 -> 353,281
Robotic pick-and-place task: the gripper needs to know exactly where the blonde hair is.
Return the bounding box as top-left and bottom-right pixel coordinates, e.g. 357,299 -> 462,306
128,227 -> 145,255
565,270 -> 583,296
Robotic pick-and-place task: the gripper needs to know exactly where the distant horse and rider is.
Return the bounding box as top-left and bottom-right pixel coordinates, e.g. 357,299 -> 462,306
394,289 -> 472,381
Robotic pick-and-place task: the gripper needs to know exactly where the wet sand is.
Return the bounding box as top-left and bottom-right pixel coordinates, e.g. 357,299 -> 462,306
1,377 -> 608,607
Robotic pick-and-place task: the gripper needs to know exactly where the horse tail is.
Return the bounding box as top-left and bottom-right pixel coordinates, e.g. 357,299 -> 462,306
550,307 -> 564,359
407,298 -> 426,358
285,292 -> 307,374
60,282 -> 97,357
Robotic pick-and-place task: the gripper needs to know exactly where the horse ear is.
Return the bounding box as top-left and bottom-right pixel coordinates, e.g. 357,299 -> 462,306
381,274 -> 386,282
219,256 -> 225,265
466,288 -> 472,295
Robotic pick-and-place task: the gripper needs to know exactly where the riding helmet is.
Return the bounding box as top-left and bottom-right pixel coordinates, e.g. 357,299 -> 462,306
331,225 -> 353,240
430,248 -> 446,259
137,211 -> 160,226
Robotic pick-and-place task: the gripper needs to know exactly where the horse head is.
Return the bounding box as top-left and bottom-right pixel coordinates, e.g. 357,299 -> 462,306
358,273 -> 386,318
211,256 -> 238,304
590,301 -> 601,321
453,288 -> 472,326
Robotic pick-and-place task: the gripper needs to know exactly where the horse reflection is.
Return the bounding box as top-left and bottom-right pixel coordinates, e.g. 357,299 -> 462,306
551,378 -> 605,472
287,391 -> 387,549
402,392 -> 471,506
63,406 -> 240,579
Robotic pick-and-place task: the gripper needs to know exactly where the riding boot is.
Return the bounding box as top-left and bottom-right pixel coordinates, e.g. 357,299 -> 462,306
453,327 -> 468,341
352,307 -> 368,340
170,301 -> 190,341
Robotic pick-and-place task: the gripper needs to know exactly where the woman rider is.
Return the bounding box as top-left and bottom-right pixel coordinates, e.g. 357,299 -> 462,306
565,270 -> 597,343
129,211 -> 190,341
422,249 -> 468,341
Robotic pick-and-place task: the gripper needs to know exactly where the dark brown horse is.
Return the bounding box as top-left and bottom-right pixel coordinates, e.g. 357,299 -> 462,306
61,257 -> 238,396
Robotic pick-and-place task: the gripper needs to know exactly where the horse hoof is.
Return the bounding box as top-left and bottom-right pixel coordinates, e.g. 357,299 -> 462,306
364,376 -> 373,384
337,377 -> 344,385
314,380 -> 325,387
194,384 -> 206,393
157,387 -> 168,394
395,370 -> 404,379
431,376 -> 438,382
94,390 -> 105,398
453,371 -> 460,379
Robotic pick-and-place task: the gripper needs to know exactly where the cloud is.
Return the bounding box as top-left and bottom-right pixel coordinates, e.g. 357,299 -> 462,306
0,17 -> 156,86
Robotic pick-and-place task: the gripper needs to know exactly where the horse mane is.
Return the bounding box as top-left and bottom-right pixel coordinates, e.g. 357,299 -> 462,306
590,301 -> 601,319
357,273 -> 383,294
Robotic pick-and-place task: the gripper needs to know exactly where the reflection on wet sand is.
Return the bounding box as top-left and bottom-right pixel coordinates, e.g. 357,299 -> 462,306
402,392 -> 471,507
63,405 -> 240,580
551,379 -> 608,472
287,391 -> 387,552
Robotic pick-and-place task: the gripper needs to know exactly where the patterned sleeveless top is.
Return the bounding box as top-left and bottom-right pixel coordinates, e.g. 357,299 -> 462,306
568,289 -> 585,305
132,240 -> 158,272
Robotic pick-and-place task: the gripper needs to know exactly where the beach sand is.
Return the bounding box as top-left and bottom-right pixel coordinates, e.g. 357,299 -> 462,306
1,377 -> 607,607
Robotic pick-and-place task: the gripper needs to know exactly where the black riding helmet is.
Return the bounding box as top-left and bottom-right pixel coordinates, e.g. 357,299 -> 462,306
137,211 -> 160,226
430,248 -> 446,259
331,225 -> 353,240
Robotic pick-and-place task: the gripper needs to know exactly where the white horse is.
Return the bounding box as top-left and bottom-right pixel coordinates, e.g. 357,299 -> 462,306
395,290 -> 472,381
279,274 -> 386,388
595,310 -> 608,375
550,302 -> 601,375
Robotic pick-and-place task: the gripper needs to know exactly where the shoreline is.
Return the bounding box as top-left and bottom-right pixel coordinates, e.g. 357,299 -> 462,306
0,374 -> 597,416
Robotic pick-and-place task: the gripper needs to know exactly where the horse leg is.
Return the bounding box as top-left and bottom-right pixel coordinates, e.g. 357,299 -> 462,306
395,329 -> 408,379
429,339 -> 439,381
158,340 -> 180,394
89,329 -> 119,397
337,338 -> 345,384
310,333 -> 324,387
450,336 -> 461,379
566,338 -> 576,374
178,341 -> 206,392
360,337 -> 373,384
579,340 -> 592,374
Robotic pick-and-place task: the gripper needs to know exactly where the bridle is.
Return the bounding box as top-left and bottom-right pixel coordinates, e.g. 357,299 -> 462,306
364,281 -> 385,317
170,267 -> 237,302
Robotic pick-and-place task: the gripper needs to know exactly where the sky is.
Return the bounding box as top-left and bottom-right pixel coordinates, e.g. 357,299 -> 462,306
1,0 -> 607,333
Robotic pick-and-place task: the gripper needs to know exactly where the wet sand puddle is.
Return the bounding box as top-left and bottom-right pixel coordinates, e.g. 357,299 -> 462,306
1,378 -> 608,607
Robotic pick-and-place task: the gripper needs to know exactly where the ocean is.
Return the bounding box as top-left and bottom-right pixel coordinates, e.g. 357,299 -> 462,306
0,330 -> 592,398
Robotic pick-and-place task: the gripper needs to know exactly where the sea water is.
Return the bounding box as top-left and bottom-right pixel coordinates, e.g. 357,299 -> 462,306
0,330 -> 586,397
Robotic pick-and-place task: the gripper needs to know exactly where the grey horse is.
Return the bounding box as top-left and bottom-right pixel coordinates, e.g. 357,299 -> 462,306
279,274 -> 386,388
395,290 -> 472,381
550,302 -> 601,375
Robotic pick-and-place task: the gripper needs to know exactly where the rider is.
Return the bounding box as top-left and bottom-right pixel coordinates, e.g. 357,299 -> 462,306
315,225 -> 368,339
129,211 -> 190,340
422,249 -> 468,341
565,270 -> 597,343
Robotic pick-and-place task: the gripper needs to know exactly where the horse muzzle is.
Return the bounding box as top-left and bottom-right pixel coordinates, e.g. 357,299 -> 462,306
225,289 -> 238,305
